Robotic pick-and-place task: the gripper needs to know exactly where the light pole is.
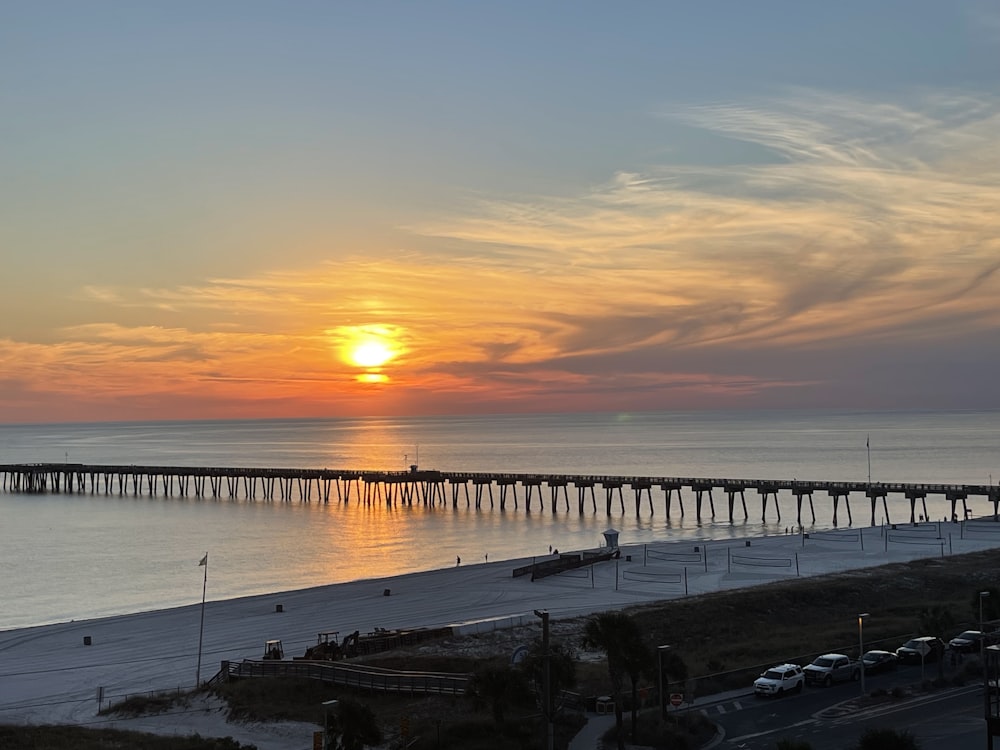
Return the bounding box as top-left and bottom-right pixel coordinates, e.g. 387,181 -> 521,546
658,645 -> 671,721
534,609 -> 553,750
981,591 -> 991,662
858,613 -> 869,696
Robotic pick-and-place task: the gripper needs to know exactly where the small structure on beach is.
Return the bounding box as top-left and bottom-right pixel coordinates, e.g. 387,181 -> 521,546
602,528 -> 620,549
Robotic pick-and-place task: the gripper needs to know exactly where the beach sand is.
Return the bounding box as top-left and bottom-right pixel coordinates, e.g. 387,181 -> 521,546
2,520 -> 997,748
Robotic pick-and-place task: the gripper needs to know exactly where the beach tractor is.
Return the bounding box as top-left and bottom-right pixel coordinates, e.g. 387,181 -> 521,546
263,639 -> 284,660
302,631 -> 342,661
341,630 -> 361,658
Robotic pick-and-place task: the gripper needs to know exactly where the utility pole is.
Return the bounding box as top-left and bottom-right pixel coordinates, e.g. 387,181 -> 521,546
858,613 -> 869,697
658,645 -> 671,721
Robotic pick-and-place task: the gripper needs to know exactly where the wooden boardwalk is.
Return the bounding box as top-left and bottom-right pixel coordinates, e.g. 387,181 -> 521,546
2,462 -> 998,526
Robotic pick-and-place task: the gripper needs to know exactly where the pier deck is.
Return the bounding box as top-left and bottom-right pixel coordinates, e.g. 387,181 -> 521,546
2,463 -> 998,526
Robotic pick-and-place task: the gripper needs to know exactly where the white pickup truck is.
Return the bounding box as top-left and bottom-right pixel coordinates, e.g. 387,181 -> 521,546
803,653 -> 860,686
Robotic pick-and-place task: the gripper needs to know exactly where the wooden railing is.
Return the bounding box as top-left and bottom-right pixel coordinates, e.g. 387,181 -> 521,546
214,659 -> 471,695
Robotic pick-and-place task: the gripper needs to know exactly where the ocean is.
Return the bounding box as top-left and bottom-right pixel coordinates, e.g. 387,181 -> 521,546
2,409 -> 998,632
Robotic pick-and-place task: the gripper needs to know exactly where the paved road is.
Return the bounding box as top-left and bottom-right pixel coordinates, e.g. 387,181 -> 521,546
711,668 -> 990,749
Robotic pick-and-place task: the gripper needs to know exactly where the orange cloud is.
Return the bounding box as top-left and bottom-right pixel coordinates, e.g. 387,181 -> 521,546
2,91 -> 998,421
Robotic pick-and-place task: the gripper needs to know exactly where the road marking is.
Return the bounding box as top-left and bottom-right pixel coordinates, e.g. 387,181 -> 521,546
726,718 -> 816,742
826,685 -> 981,724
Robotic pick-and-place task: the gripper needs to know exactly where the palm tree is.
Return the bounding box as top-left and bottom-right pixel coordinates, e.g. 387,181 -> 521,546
620,629 -> 650,741
583,611 -> 645,750
520,639 -> 577,716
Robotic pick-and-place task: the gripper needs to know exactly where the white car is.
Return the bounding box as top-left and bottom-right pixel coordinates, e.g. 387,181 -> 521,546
753,663 -> 805,697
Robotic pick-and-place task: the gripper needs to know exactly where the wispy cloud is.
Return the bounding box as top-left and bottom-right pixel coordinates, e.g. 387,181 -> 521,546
3,90 -> 998,419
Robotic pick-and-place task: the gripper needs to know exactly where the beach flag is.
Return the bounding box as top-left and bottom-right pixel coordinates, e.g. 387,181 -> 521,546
199,553 -> 208,566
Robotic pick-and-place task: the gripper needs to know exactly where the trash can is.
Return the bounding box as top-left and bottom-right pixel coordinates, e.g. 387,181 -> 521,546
275,604 -> 283,613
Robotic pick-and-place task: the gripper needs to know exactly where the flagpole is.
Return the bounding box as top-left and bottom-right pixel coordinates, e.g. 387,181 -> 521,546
867,435 -> 871,486
196,553 -> 208,686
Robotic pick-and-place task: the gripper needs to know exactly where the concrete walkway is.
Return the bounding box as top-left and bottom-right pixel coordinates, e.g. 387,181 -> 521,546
568,710 -> 618,750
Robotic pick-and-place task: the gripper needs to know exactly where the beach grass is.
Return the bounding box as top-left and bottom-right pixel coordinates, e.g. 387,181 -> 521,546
4,546 -> 999,749
0,725 -> 256,750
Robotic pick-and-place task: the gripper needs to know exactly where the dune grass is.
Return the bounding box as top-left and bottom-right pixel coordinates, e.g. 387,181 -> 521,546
5,546 -> 999,749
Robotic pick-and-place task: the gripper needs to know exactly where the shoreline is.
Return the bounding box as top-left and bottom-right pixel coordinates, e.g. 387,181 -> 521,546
4,521 -> 1000,746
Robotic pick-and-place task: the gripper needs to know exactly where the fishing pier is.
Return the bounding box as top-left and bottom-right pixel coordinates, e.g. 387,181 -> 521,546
3,462 -> 998,528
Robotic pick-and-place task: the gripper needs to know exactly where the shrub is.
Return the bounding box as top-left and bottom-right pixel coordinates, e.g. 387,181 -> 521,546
854,727 -> 921,749
776,740 -> 813,750
100,691 -> 187,717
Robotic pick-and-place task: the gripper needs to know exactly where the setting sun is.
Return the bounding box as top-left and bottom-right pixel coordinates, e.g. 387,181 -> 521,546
333,325 -> 401,372
351,340 -> 394,368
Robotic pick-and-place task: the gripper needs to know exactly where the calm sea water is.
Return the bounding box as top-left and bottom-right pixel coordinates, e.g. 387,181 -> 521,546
2,409 -> 998,631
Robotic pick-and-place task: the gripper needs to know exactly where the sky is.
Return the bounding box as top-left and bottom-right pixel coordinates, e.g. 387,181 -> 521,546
2,1 -> 999,424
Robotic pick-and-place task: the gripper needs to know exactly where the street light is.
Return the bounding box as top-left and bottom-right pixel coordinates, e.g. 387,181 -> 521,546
534,610 -> 553,750
658,645 -> 671,721
858,613 -> 869,697
981,592 -> 991,662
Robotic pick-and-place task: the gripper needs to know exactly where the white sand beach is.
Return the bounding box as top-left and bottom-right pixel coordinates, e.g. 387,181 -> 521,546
3,520 -> 999,748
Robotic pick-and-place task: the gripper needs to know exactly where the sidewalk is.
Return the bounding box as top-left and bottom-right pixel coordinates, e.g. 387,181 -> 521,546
568,711 -> 617,750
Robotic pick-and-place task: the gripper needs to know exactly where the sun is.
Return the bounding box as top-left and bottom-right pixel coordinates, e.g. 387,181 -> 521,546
332,325 -> 401,373
350,340 -> 394,368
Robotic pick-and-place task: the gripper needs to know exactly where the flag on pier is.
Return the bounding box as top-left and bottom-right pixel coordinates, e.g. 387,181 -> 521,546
199,553 -> 208,566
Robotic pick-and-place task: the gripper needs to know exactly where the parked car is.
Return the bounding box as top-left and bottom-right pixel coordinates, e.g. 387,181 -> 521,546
753,663 -> 805,697
949,630 -> 988,654
896,636 -> 945,664
861,650 -> 898,674
803,653 -> 860,686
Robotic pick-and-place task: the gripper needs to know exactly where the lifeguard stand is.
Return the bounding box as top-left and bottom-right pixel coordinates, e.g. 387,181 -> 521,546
602,528 -> 620,550
985,644 -> 1000,748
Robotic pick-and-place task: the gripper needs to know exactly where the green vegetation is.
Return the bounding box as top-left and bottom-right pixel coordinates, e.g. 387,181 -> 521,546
854,727 -> 921,749
97,689 -> 189,717
0,725 -> 256,750
4,546 -> 999,749
324,697 -> 382,750
618,547 -> 1000,696
583,611 -> 648,749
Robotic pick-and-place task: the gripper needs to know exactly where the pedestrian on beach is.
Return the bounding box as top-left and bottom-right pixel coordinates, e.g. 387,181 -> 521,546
456,556 -> 461,566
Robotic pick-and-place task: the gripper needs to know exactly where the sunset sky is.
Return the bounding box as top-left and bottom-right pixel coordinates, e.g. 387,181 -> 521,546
3,2 -> 999,423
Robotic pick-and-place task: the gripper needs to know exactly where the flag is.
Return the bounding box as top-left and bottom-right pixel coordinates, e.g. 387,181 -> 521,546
199,553 -> 208,566
866,434 -> 870,449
